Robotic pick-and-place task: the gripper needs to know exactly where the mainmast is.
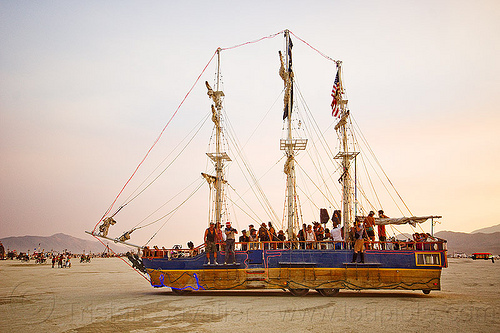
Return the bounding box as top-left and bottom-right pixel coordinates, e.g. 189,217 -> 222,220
333,61 -> 358,240
280,30 -> 307,241
205,48 -> 231,226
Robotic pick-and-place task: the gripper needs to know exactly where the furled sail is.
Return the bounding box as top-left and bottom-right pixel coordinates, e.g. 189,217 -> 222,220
375,216 -> 442,227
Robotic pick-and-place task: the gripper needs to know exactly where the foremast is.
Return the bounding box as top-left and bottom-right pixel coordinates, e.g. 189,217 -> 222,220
280,30 -> 307,241
333,61 -> 358,241
204,48 -> 231,227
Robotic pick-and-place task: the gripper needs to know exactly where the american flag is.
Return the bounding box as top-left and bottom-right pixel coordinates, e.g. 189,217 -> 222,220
331,70 -> 341,118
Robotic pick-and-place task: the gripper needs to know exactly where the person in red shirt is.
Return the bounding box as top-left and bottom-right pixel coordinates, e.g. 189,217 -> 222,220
378,210 -> 388,250
364,211 -> 376,249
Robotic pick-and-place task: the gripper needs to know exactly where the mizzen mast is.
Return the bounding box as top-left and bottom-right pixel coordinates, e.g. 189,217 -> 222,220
333,61 -> 358,241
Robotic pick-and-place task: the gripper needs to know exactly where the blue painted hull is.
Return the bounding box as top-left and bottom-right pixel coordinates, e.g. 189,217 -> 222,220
143,248 -> 447,293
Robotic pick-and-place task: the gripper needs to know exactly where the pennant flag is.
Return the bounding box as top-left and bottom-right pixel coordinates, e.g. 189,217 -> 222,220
331,70 -> 341,118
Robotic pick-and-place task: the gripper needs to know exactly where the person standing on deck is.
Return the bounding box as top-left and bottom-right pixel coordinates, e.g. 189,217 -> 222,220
378,210 -> 388,250
224,222 -> 238,264
204,222 -> 218,265
239,230 -> 249,251
352,221 -> 365,263
215,222 -> 224,251
268,222 -> 278,249
331,221 -> 343,250
258,223 -> 271,249
277,230 -> 286,249
364,211 -> 376,249
297,223 -> 306,249
249,228 -> 258,250
305,224 -> 316,249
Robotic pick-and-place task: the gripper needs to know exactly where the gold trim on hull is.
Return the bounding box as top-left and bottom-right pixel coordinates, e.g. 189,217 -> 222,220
147,267 -> 442,292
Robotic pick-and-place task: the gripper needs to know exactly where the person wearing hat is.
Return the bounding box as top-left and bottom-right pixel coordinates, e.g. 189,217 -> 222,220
277,230 -> 286,249
239,230 -> 250,251
224,221 -> 238,264
377,210 -> 388,250
204,222 -> 218,265
258,223 -> 271,250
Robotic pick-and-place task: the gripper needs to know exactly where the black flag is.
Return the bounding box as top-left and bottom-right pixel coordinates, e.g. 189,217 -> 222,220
283,35 -> 293,120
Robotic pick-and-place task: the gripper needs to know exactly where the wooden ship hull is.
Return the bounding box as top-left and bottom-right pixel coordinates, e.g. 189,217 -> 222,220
143,243 -> 447,295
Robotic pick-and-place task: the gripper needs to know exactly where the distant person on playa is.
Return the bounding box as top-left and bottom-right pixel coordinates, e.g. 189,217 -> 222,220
204,222 -> 218,265
378,210 -> 388,250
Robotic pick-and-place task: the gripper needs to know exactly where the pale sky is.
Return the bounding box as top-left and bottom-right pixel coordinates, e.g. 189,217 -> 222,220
1,1 -> 499,248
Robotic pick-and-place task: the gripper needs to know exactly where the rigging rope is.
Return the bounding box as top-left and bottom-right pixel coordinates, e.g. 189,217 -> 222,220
92,50 -> 218,233
219,31 -> 284,51
223,107 -> 282,224
132,177 -> 206,230
124,113 -> 211,207
145,180 -> 206,246
288,31 -> 337,63
350,115 -> 413,216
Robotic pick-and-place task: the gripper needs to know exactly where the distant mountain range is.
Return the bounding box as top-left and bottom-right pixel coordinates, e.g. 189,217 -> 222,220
1,228 -> 499,255
435,230 -> 500,255
0,233 -> 127,254
471,223 -> 500,234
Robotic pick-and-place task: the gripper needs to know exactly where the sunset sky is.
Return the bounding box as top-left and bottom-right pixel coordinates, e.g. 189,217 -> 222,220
1,1 -> 499,248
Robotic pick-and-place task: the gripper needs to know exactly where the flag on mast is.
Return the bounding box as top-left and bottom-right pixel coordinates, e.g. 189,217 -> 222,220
331,70 -> 341,118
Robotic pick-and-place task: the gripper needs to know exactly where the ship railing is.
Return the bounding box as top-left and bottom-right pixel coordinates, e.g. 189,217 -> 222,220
142,244 -> 205,259
142,240 -> 447,258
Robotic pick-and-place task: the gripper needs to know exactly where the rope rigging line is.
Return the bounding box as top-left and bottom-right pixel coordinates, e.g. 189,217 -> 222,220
92,50 -> 218,233
357,151 -> 384,211
132,177 -> 206,231
123,112 -> 211,206
288,31 -> 338,63
225,187 -> 264,225
293,78 -> 342,204
348,118 -> 425,237
350,116 -> 409,216
350,115 -> 413,216
222,108 -> 282,224
295,160 -> 339,210
349,120 -> 388,212
219,30 -> 285,51
145,180 -> 206,246
93,29 -> 343,234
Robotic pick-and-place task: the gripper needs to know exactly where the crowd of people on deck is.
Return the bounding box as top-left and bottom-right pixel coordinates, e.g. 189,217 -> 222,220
195,209 -> 445,264
143,209 -> 444,263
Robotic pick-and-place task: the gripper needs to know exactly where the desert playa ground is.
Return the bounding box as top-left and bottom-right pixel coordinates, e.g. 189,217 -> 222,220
0,258 -> 498,333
